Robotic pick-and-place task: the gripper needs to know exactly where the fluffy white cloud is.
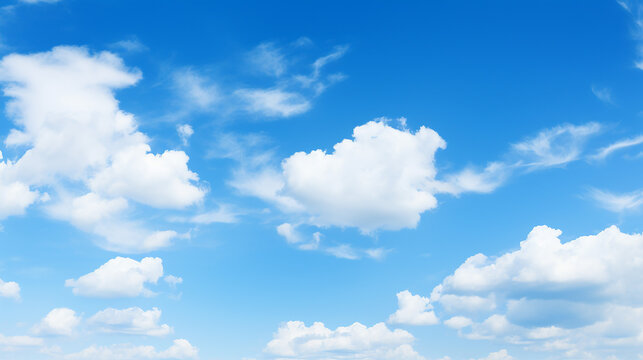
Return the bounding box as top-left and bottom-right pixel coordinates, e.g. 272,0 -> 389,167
279,120 -> 446,232
423,225 -> 643,355
0,46 -> 204,250
65,339 -> 198,360
65,257 -> 163,298
164,275 -> 183,287
235,88 -> 311,117
88,144 -> 204,209
388,290 -> 439,326
265,321 -> 424,360
0,277 -> 20,299
88,307 -> 172,336
33,308 -> 81,336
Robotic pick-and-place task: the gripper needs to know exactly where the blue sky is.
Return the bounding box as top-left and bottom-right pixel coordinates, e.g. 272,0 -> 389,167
0,1 -> 643,359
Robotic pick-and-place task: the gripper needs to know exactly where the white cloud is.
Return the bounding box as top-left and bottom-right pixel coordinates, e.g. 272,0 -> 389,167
64,339 -> 198,360
177,124 -> 194,146
164,275 -> 183,287
0,334 -> 42,347
474,349 -> 514,360
388,290 -> 439,326
511,123 -> 601,168
88,144 -> 204,209
295,45 -> 348,95
591,85 -> 613,104
588,188 -> 643,213
110,38 -> 147,53
172,68 -> 220,110
88,307 -> 172,336
235,88 -> 311,117
65,257 -> 163,298
0,277 -> 20,299
33,308 -> 81,336
0,46 -> 204,251
248,42 -> 287,77
424,225 -> 643,355
591,134 -> 643,160
264,321 -> 424,360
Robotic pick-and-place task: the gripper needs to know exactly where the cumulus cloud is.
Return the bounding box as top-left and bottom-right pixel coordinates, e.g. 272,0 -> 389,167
32,308 -> 81,336
64,339 -> 198,360
0,46 -> 205,251
264,321 -> 424,360
65,257 -> 164,298
0,277 -> 20,299
88,307 -> 172,336
388,290 -> 439,326
419,225 -> 643,355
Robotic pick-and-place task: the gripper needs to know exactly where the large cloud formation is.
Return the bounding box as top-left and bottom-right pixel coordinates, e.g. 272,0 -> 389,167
391,225 -> 643,358
0,46 -> 205,252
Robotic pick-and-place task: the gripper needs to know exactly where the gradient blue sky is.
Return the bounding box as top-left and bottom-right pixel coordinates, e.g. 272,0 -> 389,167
0,1 -> 642,360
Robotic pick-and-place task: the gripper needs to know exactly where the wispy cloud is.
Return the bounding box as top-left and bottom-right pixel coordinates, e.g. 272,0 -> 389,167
588,187 -> 643,212
235,88 -> 310,117
591,85 -> 613,103
591,134 -> 643,160
110,37 -> 148,53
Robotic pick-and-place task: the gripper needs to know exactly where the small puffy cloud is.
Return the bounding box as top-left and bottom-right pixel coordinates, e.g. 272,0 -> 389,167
235,88 -> 311,117
591,134 -> 643,160
177,124 -> 194,146
588,188 -> 643,213
0,171 -> 39,219
388,290 -> 439,326
65,257 -> 163,298
425,225 -> 643,355
32,308 -> 81,336
164,275 -> 183,288
0,277 -> 20,300
512,123 -> 600,168
64,339 -> 198,360
264,321 -> 424,360
88,307 -> 172,336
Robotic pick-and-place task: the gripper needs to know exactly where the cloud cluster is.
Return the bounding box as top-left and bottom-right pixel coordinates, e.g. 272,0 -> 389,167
264,321 -> 424,360
0,46 -> 205,252
64,339 -> 197,360
88,307 -> 172,336
33,308 -> 81,336
390,225 -> 643,357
